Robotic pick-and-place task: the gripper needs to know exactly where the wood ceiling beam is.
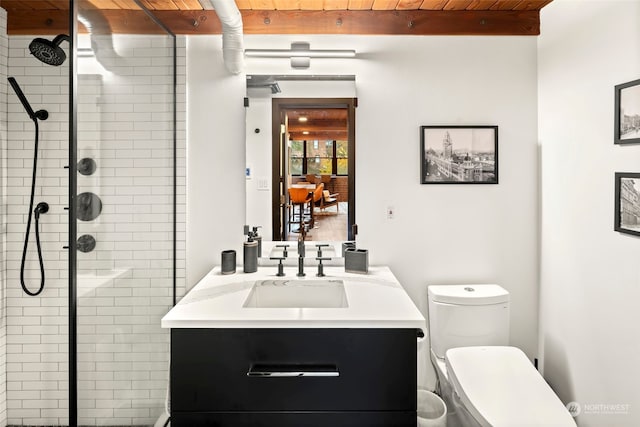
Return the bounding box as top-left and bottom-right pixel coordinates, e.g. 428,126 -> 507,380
6,9 -> 167,35
6,9 -> 541,35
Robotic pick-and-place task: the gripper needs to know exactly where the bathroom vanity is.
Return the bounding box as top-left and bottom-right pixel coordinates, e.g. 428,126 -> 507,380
162,266 -> 425,427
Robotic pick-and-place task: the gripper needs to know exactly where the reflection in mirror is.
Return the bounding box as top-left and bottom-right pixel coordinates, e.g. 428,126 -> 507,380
245,75 -> 356,244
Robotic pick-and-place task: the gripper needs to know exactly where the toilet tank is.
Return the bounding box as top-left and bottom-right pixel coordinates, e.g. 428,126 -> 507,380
428,284 -> 509,359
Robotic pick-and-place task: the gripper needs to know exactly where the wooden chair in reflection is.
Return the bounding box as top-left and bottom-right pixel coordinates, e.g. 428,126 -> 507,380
288,187 -> 313,237
315,186 -> 339,214
310,183 -> 325,225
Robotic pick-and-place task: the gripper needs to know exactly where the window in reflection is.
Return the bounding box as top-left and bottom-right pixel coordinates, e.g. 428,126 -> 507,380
289,140 -> 349,176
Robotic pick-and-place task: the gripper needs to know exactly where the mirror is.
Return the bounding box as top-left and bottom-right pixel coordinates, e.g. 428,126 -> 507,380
245,75 -> 357,245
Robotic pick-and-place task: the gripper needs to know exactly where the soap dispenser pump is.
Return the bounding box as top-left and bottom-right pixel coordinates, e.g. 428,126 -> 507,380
252,225 -> 262,257
243,225 -> 258,273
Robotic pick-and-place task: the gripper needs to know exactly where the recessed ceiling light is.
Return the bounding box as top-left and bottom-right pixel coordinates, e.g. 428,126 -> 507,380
299,117 -> 308,122
303,131 -> 310,135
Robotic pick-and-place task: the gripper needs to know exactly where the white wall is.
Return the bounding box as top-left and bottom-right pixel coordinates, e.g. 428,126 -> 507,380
186,36 -> 246,286
538,1 -> 640,426
187,35 -> 540,369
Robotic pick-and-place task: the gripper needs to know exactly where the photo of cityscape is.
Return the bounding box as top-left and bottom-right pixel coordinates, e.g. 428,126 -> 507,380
620,83 -> 640,141
616,174 -> 640,236
421,126 -> 497,184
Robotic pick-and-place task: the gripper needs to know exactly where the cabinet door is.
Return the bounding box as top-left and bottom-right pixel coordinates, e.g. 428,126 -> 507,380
172,411 -> 417,427
171,328 -> 417,413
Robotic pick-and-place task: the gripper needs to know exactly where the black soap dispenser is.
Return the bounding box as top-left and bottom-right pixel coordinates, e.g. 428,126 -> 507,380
243,226 -> 258,273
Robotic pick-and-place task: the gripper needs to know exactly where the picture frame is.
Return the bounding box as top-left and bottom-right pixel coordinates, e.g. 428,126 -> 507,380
614,172 -> 640,237
614,78 -> 640,145
420,125 -> 498,184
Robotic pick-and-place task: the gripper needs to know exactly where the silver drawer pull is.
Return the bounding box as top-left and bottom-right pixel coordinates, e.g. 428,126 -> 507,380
247,364 -> 339,378
248,371 -> 339,377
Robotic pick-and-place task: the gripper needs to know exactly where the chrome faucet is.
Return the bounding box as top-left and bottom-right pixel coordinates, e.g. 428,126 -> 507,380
297,236 -> 306,277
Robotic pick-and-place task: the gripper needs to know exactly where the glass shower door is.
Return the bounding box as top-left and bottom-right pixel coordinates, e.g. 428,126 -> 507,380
75,2 -> 175,424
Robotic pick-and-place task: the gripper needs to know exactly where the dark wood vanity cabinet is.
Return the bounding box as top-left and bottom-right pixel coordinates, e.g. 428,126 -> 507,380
171,328 -> 418,427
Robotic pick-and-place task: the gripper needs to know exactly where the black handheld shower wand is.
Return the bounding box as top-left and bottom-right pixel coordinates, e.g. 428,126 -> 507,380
8,77 -> 49,296
8,77 -> 48,121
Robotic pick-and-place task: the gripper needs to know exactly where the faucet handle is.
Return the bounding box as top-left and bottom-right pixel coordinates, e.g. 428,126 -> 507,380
269,257 -> 286,276
315,243 -> 330,257
315,257 -> 332,277
275,244 -> 290,257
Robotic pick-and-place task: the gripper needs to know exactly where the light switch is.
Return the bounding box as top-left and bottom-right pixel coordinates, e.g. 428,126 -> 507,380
258,178 -> 269,191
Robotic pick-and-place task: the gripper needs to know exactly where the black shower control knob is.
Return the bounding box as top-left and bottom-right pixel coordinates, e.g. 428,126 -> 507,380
77,158 -> 97,176
77,234 -> 96,253
76,192 -> 102,221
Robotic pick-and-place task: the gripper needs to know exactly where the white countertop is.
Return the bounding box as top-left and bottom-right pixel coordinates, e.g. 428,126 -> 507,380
161,266 -> 426,329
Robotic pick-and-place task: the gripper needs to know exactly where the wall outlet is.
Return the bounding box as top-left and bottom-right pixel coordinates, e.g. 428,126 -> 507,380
386,206 -> 394,220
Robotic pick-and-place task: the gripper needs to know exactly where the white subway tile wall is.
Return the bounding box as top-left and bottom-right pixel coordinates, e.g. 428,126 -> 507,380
0,8 -> 8,427
5,33 -> 186,426
6,33 -> 71,427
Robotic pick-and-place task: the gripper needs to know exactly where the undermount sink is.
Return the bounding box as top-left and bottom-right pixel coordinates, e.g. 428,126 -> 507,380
243,279 -> 348,308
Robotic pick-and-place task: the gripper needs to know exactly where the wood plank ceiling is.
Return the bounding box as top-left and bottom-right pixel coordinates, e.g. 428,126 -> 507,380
0,0 -> 552,35
287,109 -> 348,141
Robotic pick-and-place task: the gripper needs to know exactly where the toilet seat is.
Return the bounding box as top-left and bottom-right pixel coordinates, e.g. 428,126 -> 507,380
445,346 -> 576,427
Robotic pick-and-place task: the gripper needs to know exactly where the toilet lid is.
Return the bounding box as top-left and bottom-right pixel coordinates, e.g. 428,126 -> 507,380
445,346 -> 576,427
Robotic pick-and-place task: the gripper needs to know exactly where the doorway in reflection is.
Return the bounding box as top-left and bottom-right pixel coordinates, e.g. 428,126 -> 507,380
245,75 -> 356,243
271,98 -> 356,242
285,108 -> 348,241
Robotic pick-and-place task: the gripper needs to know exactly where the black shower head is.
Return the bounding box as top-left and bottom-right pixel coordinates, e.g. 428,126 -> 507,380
8,77 -> 48,121
29,34 -> 70,66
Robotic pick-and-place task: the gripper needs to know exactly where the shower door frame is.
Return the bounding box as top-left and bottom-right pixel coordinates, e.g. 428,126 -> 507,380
67,1 -> 178,426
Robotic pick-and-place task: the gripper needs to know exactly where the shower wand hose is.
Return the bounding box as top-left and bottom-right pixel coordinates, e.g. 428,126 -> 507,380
20,119 -> 48,296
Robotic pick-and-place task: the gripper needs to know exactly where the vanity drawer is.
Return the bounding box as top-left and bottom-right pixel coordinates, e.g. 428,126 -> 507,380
172,411 -> 417,427
171,328 -> 417,413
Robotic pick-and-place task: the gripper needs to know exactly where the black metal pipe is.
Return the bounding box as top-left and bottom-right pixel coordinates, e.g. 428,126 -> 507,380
68,1 -> 78,425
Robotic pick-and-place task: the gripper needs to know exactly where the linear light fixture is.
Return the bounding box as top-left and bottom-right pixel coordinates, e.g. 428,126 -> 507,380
245,42 -> 356,69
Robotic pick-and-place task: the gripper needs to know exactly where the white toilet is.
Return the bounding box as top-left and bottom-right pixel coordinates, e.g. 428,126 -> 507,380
427,284 -> 576,427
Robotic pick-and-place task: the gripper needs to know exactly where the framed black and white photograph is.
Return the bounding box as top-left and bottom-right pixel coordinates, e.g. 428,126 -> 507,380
420,125 -> 498,184
615,78 -> 640,145
615,172 -> 640,237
